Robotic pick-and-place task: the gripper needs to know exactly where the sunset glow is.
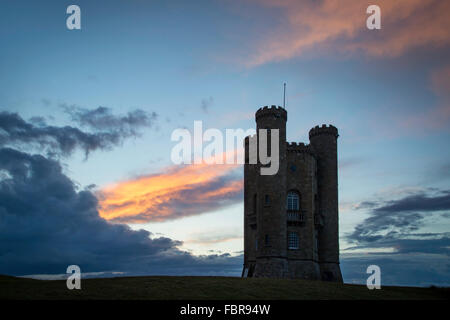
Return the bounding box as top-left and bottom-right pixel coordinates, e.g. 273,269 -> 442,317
1,0 -> 449,286
98,160 -> 242,223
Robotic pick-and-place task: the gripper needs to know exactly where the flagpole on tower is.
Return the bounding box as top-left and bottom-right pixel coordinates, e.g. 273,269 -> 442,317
283,82 -> 286,109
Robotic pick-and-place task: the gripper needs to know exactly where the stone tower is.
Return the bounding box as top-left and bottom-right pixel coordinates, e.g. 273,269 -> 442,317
242,106 -> 343,282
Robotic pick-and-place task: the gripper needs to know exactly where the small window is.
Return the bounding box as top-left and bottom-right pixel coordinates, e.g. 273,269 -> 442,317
287,191 -> 300,211
264,234 -> 270,246
288,232 -> 299,249
264,194 -> 270,205
314,194 -> 319,214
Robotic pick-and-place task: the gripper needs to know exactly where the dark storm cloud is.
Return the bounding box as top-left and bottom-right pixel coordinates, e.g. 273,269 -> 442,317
0,147 -> 242,276
0,112 -> 119,157
346,189 -> 450,256
63,105 -> 158,136
0,107 -> 157,157
348,210 -> 425,244
343,188 -> 450,286
342,188 -> 450,286
373,192 -> 450,213
28,116 -> 47,126
0,108 -> 242,277
346,232 -> 450,256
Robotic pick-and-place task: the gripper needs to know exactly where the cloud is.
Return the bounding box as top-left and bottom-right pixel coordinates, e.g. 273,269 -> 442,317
0,147 -> 242,277
373,192 -> 450,214
351,201 -> 378,210
0,108 -> 157,158
346,189 -> 450,254
342,188 -> 450,285
98,161 -> 243,223
397,65 -> 450,131
63,105 -> 158,136
187,229 -> 242,245
201,97 -> 214,114
0,112 -> 118,157
242,0 -> 450,67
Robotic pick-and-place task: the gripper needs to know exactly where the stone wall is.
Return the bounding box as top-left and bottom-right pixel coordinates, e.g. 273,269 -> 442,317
243,108 -> 342,282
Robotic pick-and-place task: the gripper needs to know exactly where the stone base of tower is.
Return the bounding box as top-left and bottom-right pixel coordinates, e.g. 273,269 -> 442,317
319,262 -> 343,282
287,260 -> 321,280
254,258 -> 288,278
251,258 -> 322,280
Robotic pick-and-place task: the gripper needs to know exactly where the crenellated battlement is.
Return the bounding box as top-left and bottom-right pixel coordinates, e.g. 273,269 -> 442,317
255,105 -> 287,121
286,142 -> 315,155
308,124 -> 338,138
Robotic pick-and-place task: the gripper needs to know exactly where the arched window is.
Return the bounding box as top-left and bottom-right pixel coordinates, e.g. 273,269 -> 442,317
287,191 -> 300,211
288,232 -> 299,249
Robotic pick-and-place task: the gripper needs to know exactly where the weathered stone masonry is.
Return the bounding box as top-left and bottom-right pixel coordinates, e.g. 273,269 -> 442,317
243,106 -> 343,282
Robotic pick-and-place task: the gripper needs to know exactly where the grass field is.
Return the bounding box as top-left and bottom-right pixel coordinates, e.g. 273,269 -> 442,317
0,275 -> 448,300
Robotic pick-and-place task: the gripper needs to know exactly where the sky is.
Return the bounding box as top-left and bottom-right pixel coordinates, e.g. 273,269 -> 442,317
0,0 -> 449,286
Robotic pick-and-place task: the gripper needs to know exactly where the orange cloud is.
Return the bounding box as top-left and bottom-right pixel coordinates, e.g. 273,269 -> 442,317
243,0 -> 450,67
97,160 -> 243,224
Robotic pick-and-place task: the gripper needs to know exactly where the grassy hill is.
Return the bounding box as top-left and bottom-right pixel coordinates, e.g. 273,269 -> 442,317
0,275 -> 448,300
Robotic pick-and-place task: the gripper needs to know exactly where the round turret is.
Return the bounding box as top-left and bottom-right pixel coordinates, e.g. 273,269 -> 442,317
309,124 -> 338,139
253,105 -> 288,278
255,105 -> 287,121
308,123 -> 342,282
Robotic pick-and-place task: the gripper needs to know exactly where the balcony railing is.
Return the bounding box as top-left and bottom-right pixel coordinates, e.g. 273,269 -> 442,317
287,211 -> 304,222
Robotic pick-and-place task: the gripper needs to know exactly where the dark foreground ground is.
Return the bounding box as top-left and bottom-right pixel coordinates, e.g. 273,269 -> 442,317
0,275 -> 448,300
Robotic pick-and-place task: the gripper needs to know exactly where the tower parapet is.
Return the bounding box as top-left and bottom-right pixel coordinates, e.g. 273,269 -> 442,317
309,124 -> 338,139
255,105 -> 287,121
286,142 -> 315,155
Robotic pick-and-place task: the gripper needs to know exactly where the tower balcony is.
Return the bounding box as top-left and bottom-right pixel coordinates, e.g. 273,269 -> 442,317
287,211 -> 305,225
